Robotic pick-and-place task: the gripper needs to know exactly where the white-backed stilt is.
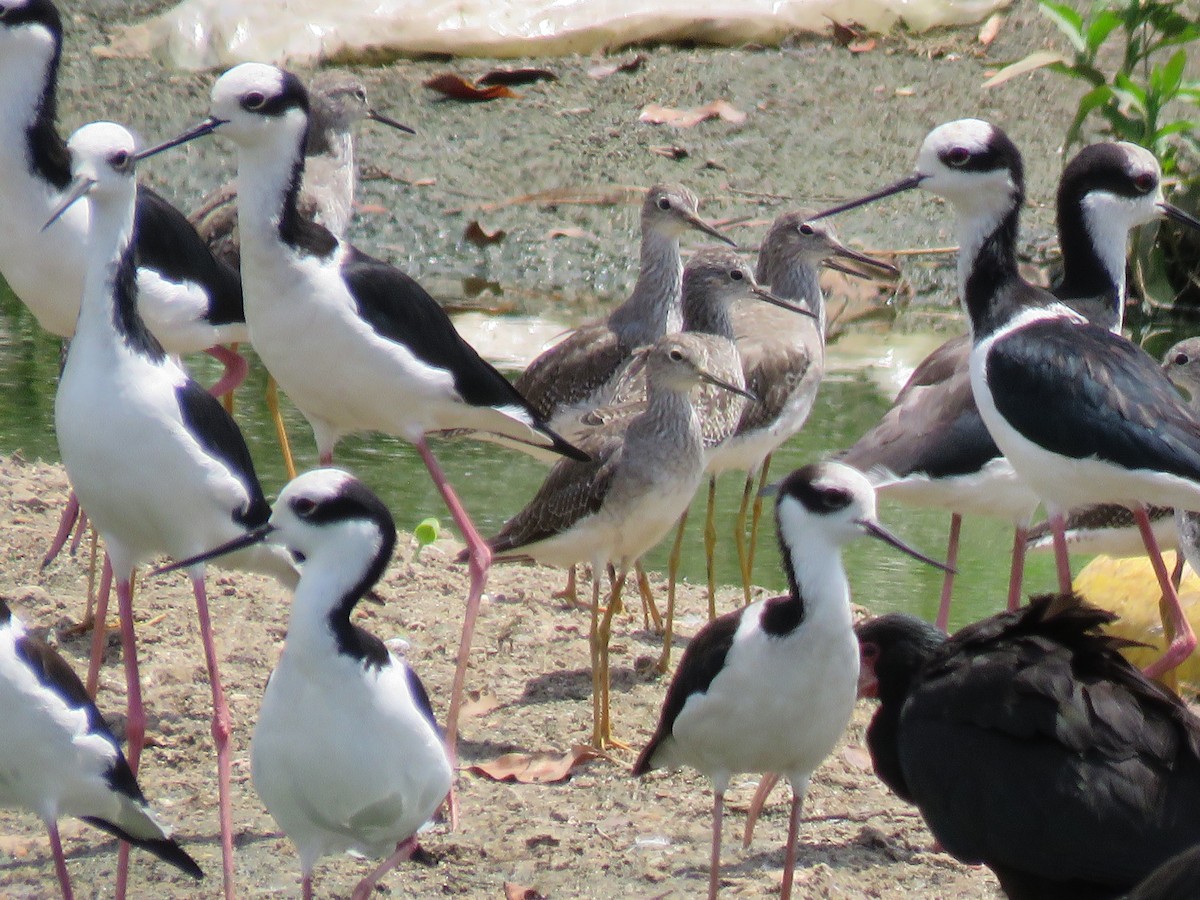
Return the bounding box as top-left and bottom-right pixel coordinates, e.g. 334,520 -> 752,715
155,470 -> 452,900
815,118 -> 1200,678
45,121 -> 299,898
141,63 -> 587,764
634,461 -> 948,899
0,597 -> 203,899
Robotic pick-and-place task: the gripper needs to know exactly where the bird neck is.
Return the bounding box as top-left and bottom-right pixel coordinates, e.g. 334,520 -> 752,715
634,381 -> 700,449
682,291 -> 734,340
955,193 -> 1024,339
609,229 -> 683,346
774,527 -> 851,637
77,191 -> 165,362
234,122 -> 337,264
1055,194 -> 1127,332
765,258 -> 826,337
0,35 -> 70,191
284,526 -> 391,661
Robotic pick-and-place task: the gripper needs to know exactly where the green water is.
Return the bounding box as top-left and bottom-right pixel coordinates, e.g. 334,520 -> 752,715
0,285 -> 1065,631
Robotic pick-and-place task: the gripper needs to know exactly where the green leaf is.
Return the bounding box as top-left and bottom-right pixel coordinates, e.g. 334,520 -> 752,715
1038,1 -> 1086,53
1155,120 -> 1195,141
1085,10 -> 1122,52
1064,84 -> 1114,149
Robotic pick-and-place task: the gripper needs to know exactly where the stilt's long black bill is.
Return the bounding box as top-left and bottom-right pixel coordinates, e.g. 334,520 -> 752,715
367,109 -> 416,134
150,524 -> 275,576
42,176 -> 96,231
1160,201 -> 1200,232
813,173 -> 926,221
752,285 -> 818,319
861,519 -> 954,573
134,117 -> 228,162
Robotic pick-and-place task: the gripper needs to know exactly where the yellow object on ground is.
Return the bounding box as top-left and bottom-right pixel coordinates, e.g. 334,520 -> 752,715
1074,552 -> 1200,690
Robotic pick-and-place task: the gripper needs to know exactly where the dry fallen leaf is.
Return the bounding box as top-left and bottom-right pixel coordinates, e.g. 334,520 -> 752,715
477,67 -> 557,87
842,745 -> 873,771
463,221 -> 507,247
639,100 -> 746,128
650,145 -> 689,160
467,745 -> 605,783
546,226 -> 594,240
827,17 -> 868,47
423,73 -> 519,102
504,883 -> 546,900
978,12 -> 1004,46
587,53 -> 647,80
849,38 -> 877,54
460,688 -> 501,719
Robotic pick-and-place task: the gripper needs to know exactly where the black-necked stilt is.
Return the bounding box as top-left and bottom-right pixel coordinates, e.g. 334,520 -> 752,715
515,184 -> 734,429
191,70 -> 414,272
856,594 -> 1200,898
142,62 -> 586,762
155,469 -> 452,900
484,333 -> 754,748
1026,336 -> 1200,566
45,121 -> 299,899
0,0 -> 247,381
0,597 -> 203,898
187,69 -> 414,483
815,119 -> 1200,678
840,141 -> 1183,631
728,212 -> 897,603
634,461 -> 948,899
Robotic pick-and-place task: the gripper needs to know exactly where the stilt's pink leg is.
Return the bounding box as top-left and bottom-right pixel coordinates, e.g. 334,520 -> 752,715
350,836 -> 417,900
114,574 -> 143,900
42,493 -> 80,570
418,436 -> 491,760
1136,505 -> 1198,679
781,785 -> 805,900
46,820 -> 75,900
1050,511 -> 1073,593
85,556 -> 114,698
708,790 -> 724,900
204,345 -> 249,400
1007,525 -> 1028,612
935,514 -> 962,631
68,510 -> 89,556
191,574 -> 236,899
741,772 -> 780,849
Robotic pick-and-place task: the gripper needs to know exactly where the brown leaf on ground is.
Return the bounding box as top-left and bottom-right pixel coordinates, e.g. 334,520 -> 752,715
546,226 -> 595,240
650,145 -> 688,160
468,745 -> 606,783
463,220 -> 507,247
460,688 -> 501,718
639,100 -> 746,128
827,18 -> 868,47
849,38 -> 877,53
978,13 -> 1004,46
478,67 -> 557,87
587,53 -> 647,79
504,884 -> 546,900
423,73 -> 519,102
842,745 -> 874,771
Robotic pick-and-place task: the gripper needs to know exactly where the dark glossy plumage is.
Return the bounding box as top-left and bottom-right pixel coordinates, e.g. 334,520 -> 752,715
856,595 -> 1200,900
988,319 -> 1200,478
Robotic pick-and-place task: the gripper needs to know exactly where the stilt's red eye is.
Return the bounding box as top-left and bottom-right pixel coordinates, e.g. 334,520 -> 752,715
292,497 -> 317,518
1134,172 -> 1156,193
946,147 -> 971,167
242,92 -> 267,111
